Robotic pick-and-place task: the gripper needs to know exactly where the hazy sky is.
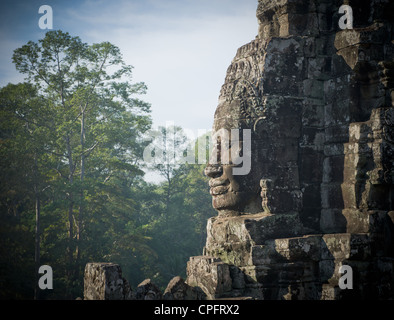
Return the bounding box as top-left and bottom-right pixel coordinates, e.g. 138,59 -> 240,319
0,0 -> 258,135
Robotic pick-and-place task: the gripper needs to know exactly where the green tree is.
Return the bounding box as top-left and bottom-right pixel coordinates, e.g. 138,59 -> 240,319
0,82 -> 53,299
8,30 -> 152,297
134,131 -> 215,288
1,30 -> 216,299
143,125 -> 194,214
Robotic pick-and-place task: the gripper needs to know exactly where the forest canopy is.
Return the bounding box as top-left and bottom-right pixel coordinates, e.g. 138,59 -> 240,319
0,30 -> 214,299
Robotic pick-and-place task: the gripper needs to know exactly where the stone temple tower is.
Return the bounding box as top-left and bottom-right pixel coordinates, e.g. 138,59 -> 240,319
186,0 -> 394,299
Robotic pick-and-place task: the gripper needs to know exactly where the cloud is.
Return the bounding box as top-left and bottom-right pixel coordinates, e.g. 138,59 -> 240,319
0,36 -> 26,86
0,0 -> 258,134
65,0 -> 258,132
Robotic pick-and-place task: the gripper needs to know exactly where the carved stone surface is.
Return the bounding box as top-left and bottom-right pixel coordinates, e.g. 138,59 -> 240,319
187,0 -> 394,300
186,256 -> 232,299
163,276 -> 206,300
135,278 -> 163,300
83,263 -> 134,300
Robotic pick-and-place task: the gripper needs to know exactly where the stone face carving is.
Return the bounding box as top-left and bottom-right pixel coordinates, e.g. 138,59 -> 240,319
204,41 -> 265,216
187,0 -> 394,299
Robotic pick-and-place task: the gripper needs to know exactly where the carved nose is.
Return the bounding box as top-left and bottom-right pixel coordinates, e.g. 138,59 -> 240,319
204,164 -> 223,178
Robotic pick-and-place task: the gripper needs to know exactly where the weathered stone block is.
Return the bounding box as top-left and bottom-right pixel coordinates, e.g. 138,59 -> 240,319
249,243 -> 285,266
261,186 -> 303,214
302,99 -> 324,128
274,235 -> 322,262
301,184 -> 321,208
303,37 -> 316,58
308,56 -> 332,80
341,180 -> 391,210
315,33 -> 336,56
324,125 -> 349,144
324,100 -> 351,127
300,207 -> 321,232
279,13 -> 319,37
263,74 -> 304,97
343,141 -> 372,155
348,122 -> 373,143
300,127 -> 325,151
186,256 -> 232,299
334,25 -> 389,50
264,165 -> 300,188
299,151 -> 324,183
135,279 -> 162,300
322,155 -> 345,183
324,143 -> 344,156
320,208 -> 347,233
163,276 -> 206,300
240,265 -> 268,284
317,12 -> 333,33
258,261 -> 317,286
321,233 -> 371,261
303,79 -> 324,99
205,213 -> 305,257
83,263 -> 134,300
336,43 -> 384,70
330,53 -> 353,76
321,183 -> 344,209
267,140 -> 300,162
342,209 -> 391,234
343,151 -> 373,174
324,76 -> 351,104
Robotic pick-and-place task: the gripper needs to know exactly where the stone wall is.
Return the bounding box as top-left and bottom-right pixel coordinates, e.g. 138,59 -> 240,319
186,0 -> 394,300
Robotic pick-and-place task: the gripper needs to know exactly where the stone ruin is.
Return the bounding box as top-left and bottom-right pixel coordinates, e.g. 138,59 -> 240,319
83,263 -> 206,300
84,0 -> 394,300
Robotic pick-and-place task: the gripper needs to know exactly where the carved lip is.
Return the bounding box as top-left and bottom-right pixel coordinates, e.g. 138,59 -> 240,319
209,178 -> 228,188
210,186 -> 229,196
209,178 -> 229,195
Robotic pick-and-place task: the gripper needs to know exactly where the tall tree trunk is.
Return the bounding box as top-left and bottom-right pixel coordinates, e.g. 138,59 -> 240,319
166,175 -> 171,213
76,110 -> 85,280
65,134 -> 74,282
33,154 -> 41,300
34,189 -> 40,300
